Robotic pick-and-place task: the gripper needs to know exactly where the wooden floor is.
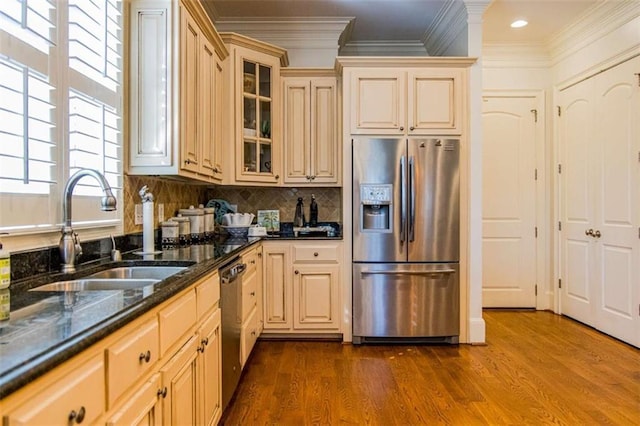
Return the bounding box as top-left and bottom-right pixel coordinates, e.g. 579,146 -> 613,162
221,310 -> 640,425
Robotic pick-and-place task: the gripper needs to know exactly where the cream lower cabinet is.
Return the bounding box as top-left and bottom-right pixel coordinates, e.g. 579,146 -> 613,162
282,71 -> 340,185
263,241 -> 342,334
1,270 -> 222,426
339,59 -> 475,136
128,0 -> 227,183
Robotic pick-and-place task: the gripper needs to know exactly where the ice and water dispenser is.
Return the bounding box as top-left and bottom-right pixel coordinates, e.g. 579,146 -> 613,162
359,184 -> 392,232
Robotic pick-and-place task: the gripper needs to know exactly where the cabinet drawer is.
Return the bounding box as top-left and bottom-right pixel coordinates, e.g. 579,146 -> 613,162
5,353 -> 105,426
196,271 -> 220,320
106,316 -> 159,406
241,268 -> 258,321
292,244 -> 341,263
240,307 -> 259,368
159,289 -> 197,356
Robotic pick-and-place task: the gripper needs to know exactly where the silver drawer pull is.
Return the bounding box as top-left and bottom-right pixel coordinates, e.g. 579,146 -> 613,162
361,269 -> 456,277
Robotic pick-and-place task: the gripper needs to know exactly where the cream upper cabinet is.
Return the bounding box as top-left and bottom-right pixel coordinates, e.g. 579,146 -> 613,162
343,60 -> 471,136
282,70 -> 340,185
128,0 -> 228,183
262,241 -> 342,334
220,33 -> 288,185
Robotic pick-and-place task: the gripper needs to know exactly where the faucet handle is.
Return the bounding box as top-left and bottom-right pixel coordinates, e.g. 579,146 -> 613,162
73,232 -> 82,259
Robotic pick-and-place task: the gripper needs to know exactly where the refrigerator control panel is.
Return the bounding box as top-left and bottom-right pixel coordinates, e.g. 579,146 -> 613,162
360,184 -> 392,205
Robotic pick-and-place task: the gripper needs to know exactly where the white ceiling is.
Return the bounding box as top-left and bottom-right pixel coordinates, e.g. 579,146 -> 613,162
204,0 -> 601,49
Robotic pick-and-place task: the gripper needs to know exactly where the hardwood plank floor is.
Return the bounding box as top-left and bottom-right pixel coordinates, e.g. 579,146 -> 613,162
221,311 -> 640,425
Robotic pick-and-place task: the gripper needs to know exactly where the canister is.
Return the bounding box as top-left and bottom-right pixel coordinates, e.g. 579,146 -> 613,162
201,204 -> 215,239
161,220 -> 179,247
179,206 -> 204,243
172,215 -> 191,245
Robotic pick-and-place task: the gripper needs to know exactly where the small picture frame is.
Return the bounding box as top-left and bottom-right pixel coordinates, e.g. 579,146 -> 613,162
257,210 -> 279,233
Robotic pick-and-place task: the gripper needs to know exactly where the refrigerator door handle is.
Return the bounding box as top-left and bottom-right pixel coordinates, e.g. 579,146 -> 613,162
400,155 -> 407,243
409,155 -> 416,242
360,269 -> 456,276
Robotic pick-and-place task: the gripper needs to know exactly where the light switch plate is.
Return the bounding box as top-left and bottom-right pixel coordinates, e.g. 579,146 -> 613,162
134,204 -> 143,225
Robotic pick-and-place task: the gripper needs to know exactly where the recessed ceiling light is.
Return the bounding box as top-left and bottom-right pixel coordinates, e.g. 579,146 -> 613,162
511,20 -> 528,28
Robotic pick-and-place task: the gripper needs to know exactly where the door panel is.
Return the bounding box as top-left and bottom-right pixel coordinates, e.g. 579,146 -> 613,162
408,138 -> 459,262
560,80 -> 596,322
482,96 -> 537,307
592,57 -> 640,344
559,56 -> 640,347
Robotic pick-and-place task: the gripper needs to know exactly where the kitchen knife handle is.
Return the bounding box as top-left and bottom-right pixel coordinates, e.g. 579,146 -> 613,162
400,156 -> 407,243
409,156 -> 415,242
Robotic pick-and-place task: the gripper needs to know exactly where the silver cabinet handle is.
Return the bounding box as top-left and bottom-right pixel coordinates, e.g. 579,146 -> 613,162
361,269 -> 456,276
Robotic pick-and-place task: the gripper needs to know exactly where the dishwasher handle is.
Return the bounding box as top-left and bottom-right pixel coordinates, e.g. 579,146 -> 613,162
221,262 -> 247,284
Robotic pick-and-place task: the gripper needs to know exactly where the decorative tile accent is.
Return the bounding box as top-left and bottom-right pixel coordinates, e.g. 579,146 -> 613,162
207,186 -> 342,224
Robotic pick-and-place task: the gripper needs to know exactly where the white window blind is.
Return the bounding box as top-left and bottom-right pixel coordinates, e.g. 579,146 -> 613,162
0,0 -> 123,234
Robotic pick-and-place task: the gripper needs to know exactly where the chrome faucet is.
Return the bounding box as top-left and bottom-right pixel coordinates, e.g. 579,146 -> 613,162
59,169 -> 117,273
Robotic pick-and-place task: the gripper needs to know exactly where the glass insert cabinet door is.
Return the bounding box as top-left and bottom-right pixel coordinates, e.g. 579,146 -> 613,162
242,60 -> 273,175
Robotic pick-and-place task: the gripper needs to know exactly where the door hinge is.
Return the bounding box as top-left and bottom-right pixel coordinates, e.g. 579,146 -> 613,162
635,73 -> 640,87
535,227 -> 538,238
535,168 -> 538,180
638,227 -> 640,239
559,278 -> 562,289
531,109 -> 538,123
558,164 -> 562,174
558,221 -> 562,231
557,106 -> 562,117
638,151 -> 640,162
535,284 -> 538,296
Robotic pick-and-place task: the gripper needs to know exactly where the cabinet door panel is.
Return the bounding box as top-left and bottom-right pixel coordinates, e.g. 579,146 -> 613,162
351,70 -> 405,134
213,57 -> 224,180
408,69 -> 462,135
199,309 -> 222,426
107,373 -> 162,426
160,335 -> 199,425
200,39 -> 216,177
283,78 -> 310,183
293,265 -> 340,330
180,7 -> 200,173
159,290 -> 197,356
263,244 -> 291,329
311,78 -> 338,183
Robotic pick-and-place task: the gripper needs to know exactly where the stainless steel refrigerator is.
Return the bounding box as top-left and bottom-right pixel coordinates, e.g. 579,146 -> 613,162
352,137 -> 460,344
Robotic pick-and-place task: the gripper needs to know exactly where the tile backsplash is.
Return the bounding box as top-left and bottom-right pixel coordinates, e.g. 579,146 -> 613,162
124,176 -> 343,233
207,186 -> 342,224
124,175 -> 208,234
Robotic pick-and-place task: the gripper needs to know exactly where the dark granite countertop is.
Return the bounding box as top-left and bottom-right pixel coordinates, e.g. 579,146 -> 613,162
0,231 -> 343,399
0,237 -> 263,399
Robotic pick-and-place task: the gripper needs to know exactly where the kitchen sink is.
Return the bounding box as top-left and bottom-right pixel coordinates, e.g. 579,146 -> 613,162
30,266 -> 188,292
85,266 -> 187,280
30,278 -> 160,292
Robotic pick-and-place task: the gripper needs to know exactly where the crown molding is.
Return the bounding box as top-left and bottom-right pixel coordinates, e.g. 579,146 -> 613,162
335,56 -> 477,72
219,32 -> 290,66
549,0 -> 640,65
340,40 -> 428,57
214,17 -> 353,50
422,0 -> 468,56
199,0 -> 219,23
483,43 -> 551,68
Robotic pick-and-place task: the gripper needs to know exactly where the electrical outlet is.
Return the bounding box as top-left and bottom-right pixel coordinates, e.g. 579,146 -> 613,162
135,204 -> 143,225
157,203 -> 165,222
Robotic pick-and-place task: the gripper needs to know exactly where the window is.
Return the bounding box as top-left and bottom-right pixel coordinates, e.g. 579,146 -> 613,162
0,0 -> 123,238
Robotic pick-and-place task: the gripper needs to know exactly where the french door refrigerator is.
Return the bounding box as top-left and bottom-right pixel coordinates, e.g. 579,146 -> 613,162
352,137 -> 460,344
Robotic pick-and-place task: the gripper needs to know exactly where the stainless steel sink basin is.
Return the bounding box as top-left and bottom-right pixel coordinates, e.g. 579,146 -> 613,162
86,266 -> 187,280
30,278 -> 160,292
30,266 -> 188,292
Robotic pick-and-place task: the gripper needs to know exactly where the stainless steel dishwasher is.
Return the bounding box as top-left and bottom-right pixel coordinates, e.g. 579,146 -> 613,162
219,256 -> 246,411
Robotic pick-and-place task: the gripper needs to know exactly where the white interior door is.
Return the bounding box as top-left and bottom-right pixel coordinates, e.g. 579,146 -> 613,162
559,56 -> 639,347
592,57 -> 639,345
559,79 -> 596,325
482,95 -> 537,307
